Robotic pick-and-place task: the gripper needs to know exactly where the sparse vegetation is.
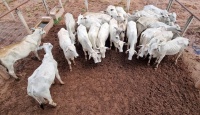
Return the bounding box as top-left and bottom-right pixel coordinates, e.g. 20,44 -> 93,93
54,17 -> 62,24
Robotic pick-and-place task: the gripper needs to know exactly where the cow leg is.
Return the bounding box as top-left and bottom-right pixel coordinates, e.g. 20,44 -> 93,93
7,64 -> 19,80
110,40 -> 112,48
175,51 -> 183,65
127,44 -> 129,50
155,55 -> 165,69
72,58 -> 76,65
55,69 -> 64,85
43,90 -> 57,107
66,59 -> 72,71
83,50 -> 87,60
34,50 -> 41,60
148,55 -> 152,66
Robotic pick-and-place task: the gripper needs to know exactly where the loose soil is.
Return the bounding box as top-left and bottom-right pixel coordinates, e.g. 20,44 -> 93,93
0,0 -> 200,114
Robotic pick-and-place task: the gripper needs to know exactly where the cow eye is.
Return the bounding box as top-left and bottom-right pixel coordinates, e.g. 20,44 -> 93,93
110,9 -> 114,11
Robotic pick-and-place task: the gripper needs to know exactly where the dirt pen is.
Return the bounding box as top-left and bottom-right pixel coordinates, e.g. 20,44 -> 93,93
0,0 -> 200,114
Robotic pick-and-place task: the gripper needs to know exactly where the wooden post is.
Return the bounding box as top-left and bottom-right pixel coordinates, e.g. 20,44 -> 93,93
42,0 -> 50,15
126,0 -> 130,13
59,0 -> 63,8
2,0 -> 15,21
181,15 -> 194,36
84,0 -> 88,12
15,8 -> 32,34
166,0 -> 174,11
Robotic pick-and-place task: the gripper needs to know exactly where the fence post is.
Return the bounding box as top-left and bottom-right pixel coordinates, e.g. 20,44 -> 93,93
59,0 -> 63,8
85,0 -> 88,12
181,15 -> 194,36
15,8 -> 32,34
42,0 -> 50,15
166,0 -> 174,11
126,0 -> 130,13
2,0 -> 15,21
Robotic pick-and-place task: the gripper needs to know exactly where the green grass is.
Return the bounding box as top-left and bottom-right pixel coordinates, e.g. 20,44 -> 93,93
54,17 -> 62,25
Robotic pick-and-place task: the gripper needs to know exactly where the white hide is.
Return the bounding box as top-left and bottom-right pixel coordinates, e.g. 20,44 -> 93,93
77,25 -> 101,63
57,28 -> 79,71
83,12 -> 112,23
106,5 -> 119,19
88,22 -> 101,49
27,43 -> 64,109
151,37 -> 189,68
97,23 -> 110,58
77,14 -> 102,30
109,18 -> 125,52
64,13 -> 76,44
0,28 -> 45,80
126,21 -> 137,60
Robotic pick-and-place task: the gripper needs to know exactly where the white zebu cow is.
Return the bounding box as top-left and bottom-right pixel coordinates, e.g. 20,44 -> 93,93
77,24 -> 101,63
136,17 -> 180,38
109,18 -> 125,52
0,28 -> 45,80
116,6 -> 128,41
27,43 -> 64,109
126,21 -> 137,60
105,5 -> 119,19
77,14 -> 102,30
88,22 -> 101,49
137,27 -> 173,59
143,5 -> 177,23
57,28 -> 79,71
83,12 -> 112,23
97,22 -> 110,58
64,13 -> 76,44
150,37 -> 189,69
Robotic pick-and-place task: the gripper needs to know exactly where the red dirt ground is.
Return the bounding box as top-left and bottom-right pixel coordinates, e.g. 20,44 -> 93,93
0,0 -> 200,114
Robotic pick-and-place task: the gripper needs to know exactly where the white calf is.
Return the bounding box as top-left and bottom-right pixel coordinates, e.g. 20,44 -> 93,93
109,18 -> 125,52
83,12 -> 112,23
77,25 -> 101,63
77,14 -> 102,30
105,5 -> 119,19
152,37 -> 189,69
57,28 -> 79,71
0,28 -> 45,80
97,23 -> 110,58
64,13 -> 76,44
27,43 -> 64,109
126,21 -> 137,60
88,22 -> 101,49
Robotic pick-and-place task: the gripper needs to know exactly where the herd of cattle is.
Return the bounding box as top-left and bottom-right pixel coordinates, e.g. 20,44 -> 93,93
0,5 -> 189,109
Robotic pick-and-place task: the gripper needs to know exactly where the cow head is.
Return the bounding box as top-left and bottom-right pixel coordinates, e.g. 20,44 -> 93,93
126,48 -> 137,60
66,45 -> 79,58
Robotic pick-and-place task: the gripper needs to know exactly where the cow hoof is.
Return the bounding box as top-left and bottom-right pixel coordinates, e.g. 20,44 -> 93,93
60,82 -> 65,85
147,63 -> 150,66
154,67 -> 157,70
15,78 -> 20,81
40,104 -> 45,110
51,103 -> 57,107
